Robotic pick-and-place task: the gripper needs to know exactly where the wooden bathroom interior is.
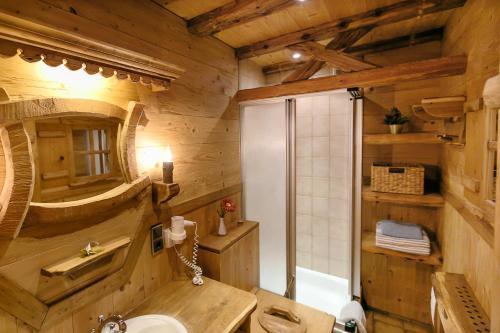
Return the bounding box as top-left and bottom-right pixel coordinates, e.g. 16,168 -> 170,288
0,0 -> 498,332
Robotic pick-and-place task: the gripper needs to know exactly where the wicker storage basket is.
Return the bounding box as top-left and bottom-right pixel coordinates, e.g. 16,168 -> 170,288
371,163 -> 425,195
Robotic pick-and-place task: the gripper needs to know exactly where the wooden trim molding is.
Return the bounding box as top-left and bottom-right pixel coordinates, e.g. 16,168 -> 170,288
0,123 -> 34,239
167,183 -> 242,216
237,56 -> 467,102
0,98 -> 128,124
0,10 -> 184,90
444,190 -> 494,248
27,175 -> 151,225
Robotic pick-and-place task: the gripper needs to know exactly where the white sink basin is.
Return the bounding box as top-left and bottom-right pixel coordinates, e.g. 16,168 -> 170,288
125,315 -> 188,333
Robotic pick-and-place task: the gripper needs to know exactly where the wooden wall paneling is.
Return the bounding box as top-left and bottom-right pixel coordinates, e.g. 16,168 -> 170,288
365,311 -> 433,333
0,273 -> 48,330
40,197 -> 154,330
361,252 -> 434,324
362,202 -> 440,236
0,308 -> 18,332
440,202 -> 496,324
444,190 -> 494,247
0,123 -> 34,239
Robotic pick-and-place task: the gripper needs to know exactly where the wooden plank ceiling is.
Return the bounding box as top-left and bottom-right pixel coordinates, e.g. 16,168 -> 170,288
155,0 -> 461,71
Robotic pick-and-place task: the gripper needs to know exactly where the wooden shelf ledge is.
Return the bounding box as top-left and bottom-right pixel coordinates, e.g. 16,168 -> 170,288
362,232 -> 442,266
431,272 -> 490,332
28,175 -> 151,224
362,186 -> 444,207
412,96 -> 466,120
363,132 -> 443,145
41,237 -> 131,279
199,221 -> 259,254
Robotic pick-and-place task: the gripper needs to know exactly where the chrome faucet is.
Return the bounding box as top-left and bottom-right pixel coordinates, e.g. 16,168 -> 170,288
89,314 -> 127,333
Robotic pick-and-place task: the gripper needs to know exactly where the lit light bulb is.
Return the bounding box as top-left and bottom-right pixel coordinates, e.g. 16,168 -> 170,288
164,145 -> 173,163
292,52 -> 301,59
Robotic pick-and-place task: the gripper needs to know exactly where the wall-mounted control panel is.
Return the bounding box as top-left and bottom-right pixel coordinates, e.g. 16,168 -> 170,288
151,223 -> 164,256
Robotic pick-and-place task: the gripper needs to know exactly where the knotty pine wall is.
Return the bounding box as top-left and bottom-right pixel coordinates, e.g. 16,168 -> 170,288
0,0 -> 241,332
437,0 -> 499,319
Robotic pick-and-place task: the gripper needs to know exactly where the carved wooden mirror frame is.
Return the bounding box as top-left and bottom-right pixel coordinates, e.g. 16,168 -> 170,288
0,98 -> 156,330
0,98 -> 150,239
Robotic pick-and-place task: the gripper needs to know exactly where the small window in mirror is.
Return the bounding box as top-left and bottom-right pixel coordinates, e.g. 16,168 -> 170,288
72,128 -> 111,178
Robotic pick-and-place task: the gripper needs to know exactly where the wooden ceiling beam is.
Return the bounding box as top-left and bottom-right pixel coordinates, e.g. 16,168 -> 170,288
262,27 -> 444,75
283,27 -> 373,82
288,41 -> 377,72
237,55 -> 467,102
281,59 -> 326,83
188,0 -> 297,37
236,0 -> 466,59
346,27 -> 444,56
263,60 -> 307,75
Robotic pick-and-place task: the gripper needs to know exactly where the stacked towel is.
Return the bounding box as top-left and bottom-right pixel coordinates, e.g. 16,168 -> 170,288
376,220 -> 431,256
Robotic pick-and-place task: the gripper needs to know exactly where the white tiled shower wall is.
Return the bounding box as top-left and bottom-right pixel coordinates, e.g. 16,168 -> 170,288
296,93 -> 352,279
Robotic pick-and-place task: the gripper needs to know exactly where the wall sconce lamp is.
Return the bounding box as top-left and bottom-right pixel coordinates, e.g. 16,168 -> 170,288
152,145 -> 180,205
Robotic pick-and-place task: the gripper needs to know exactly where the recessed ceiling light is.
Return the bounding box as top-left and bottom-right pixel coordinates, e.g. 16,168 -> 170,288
292,52 -> 301,59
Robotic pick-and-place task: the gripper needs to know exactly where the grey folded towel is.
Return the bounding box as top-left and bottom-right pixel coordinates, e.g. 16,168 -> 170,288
377,220 -> 423,240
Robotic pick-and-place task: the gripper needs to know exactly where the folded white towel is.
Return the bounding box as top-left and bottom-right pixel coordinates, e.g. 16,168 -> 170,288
376,229 -> 431,255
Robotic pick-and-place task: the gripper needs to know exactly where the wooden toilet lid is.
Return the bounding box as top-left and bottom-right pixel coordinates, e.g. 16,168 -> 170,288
258,305 -> 307,333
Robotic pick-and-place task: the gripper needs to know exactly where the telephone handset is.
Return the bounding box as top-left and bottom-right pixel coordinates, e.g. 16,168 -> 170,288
164,216 -> 204,286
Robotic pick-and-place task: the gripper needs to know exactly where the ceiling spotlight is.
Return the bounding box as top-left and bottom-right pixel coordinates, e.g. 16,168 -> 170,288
292,52 -> 301,59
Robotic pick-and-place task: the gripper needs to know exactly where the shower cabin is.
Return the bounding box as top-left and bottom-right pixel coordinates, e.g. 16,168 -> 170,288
241,90 -> 363,317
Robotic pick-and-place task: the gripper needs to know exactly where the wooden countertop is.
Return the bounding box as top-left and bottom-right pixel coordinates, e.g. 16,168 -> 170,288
250,289 -> 336,333
199,220 -> 259,253
126,277 -> 257,333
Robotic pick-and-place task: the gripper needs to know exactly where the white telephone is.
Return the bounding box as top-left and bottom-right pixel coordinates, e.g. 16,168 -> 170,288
164,216 -> 204,286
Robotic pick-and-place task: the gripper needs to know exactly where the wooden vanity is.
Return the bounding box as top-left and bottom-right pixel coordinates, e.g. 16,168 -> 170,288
126,277 -> 257,333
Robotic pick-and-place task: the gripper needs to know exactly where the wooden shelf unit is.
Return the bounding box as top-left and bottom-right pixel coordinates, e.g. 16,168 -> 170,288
362,186 -> 444,207
431,272 -> 490,333
41,237 -> 131,279
362,232 -> 442,266
363,132 -> 443,145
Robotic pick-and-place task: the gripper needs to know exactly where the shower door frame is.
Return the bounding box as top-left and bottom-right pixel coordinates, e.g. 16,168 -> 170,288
241,90 -> 362,300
